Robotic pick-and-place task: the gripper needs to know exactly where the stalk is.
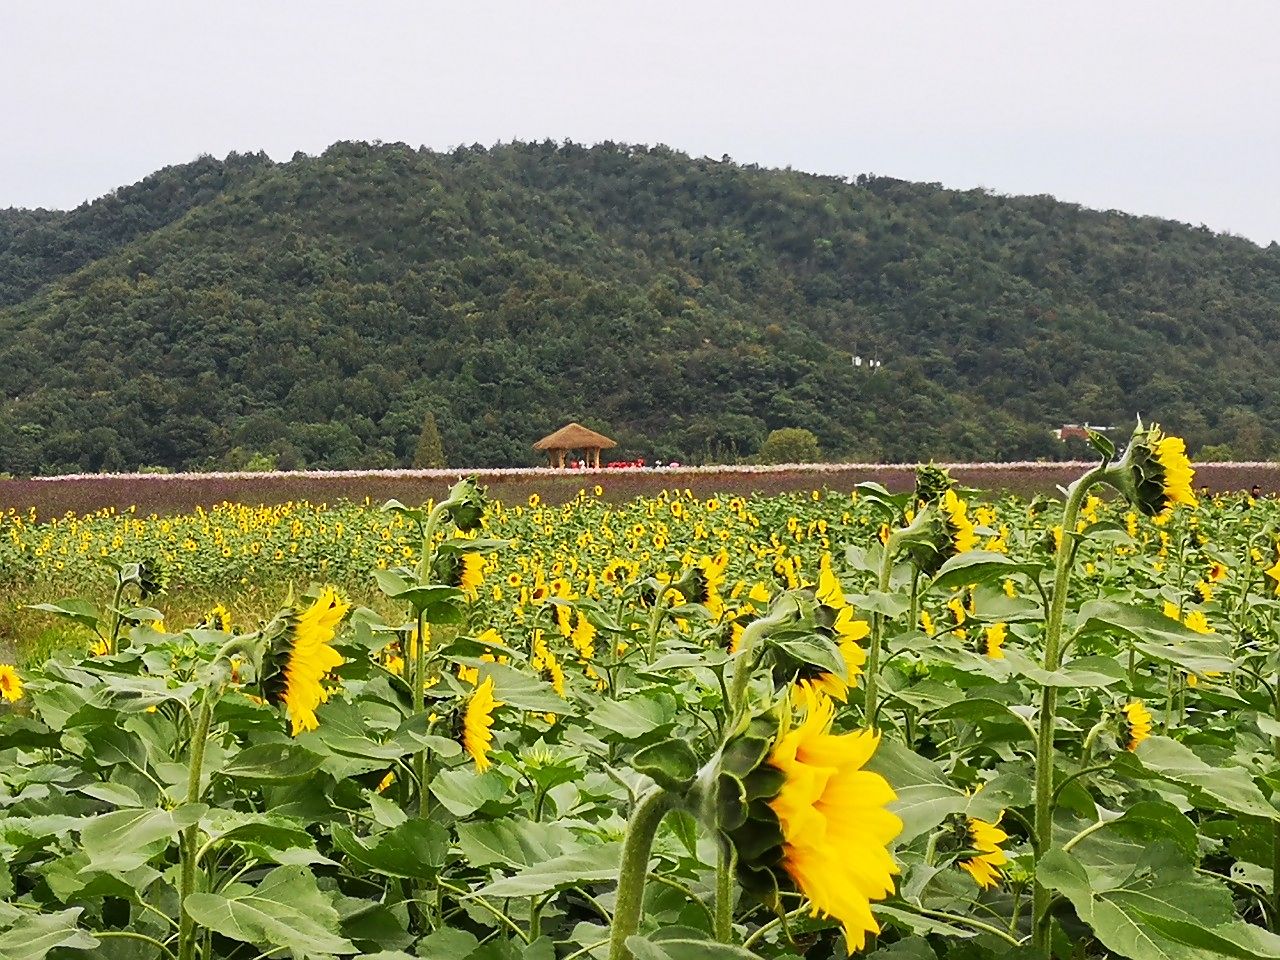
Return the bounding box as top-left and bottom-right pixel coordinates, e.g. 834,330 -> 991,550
1273,683 -> 1280,929
412,503 -> 447,815
177,692 -> 216,960
714,840 -> 735,941
608,788 -> 675,960
863,541 -> 895,726
1031,465 -> 1105,948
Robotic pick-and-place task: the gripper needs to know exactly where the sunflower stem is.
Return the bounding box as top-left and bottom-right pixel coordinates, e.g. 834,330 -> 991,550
714,839 -> 735,941
863,540 -> 895,727
412,502 -> 448,816
608,787 -> 675,960
1032,464 -> 1105,949
178,682 -> 220,960
1272,686 -> 1280,930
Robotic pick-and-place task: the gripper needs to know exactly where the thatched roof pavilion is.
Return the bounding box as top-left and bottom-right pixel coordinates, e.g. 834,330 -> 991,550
533,422 -> 617,468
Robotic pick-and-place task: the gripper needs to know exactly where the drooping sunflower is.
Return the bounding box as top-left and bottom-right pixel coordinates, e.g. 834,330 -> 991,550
206,603 -> 232,632
1121,700 -> 1153,751
958,817 -> 1010,890
941,490 -> 978,554
980,623 -> 1007,660
1114,426 -> 1197,517
266,587 -> 350,737
0,664 -> 24,703
462,675 -> 502,772
719,688 -> 901,954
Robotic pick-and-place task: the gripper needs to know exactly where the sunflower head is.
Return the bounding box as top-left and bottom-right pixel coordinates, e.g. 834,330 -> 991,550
1112,425 -> 1197,517
0,664 -> 24,703
462,675 -> 502,771
205,603 -> 232,632
1121,699 -> 1153,751
715,687 -> 901,954
978,623 -> 1007,660
957,816 -> 1009,890
260,587 -> 350,736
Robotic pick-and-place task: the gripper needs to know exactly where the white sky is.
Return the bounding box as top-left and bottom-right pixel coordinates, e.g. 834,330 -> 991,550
3,1 -> 1278,244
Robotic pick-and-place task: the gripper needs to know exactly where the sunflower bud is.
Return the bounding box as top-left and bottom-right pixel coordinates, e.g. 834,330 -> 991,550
441,477 -> 489,531
914,463 -> 955,507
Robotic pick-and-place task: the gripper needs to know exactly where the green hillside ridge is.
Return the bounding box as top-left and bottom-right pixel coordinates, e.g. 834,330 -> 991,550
1,140 -> 1278,474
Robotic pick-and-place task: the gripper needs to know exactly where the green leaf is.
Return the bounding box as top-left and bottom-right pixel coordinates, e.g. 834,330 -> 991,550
222,741 -> 326,782
24,599 -> 101,630
460,660 -> 570,714
1038,847 -> 1280,960
929,551 -> 1043,592
590,691 -> 676,740
1122,737 -> 1280,821
477,842 -> 623,898
183,865 -> 356,958
632,738 -> 701,791
430,768 -> 508,817
331,819 -> 449,879
1001,649 -> 1127,688
625,935 -> 761,960
865,739 -> 965,843
79,803 -> 207,872
455,818 -> 578,868
0,908 -> 100,960
1076,601 -> 1236,675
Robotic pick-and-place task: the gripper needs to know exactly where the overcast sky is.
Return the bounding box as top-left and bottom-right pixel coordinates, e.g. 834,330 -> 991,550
3,1 -> 1278,244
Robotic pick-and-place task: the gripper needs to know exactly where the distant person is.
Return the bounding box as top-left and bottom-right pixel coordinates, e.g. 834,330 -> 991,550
1252,484 -> 1263,499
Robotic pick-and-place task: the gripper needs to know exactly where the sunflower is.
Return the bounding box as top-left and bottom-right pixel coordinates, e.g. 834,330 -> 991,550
463,675 -> 502,772
459,553 -> 484,599
958,817 -> 1009,890
941,490 -> 978,554
206,603 -> 232,632
1266,553 -> 1280,596
1115,426 -> 1197,517
1121,700 -> 1153,751
981,623 -> 1006,660
720,688 -> 901,954
272,587 -> 349,736
1206,561 -> 1228,583
0,664 -> 23,703
799,636 -> 868,703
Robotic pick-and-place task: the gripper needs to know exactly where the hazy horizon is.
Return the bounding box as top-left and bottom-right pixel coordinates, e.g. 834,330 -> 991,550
4,1 -> 1279,244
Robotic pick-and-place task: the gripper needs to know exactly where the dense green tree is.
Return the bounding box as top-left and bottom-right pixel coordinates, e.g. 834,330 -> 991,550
412,411 -> 447,468
1,140 -> 1278,474
757,428 -> 821,464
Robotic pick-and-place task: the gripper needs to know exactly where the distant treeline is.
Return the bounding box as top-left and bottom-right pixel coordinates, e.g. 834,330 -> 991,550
2,141 -> 1279,475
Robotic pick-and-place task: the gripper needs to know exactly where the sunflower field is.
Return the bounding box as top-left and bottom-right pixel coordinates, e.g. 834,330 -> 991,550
3,426 -> 1280,960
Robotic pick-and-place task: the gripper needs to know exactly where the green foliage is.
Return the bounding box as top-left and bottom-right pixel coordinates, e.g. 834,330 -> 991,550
412,410 -> 447,468
3,142 -> 1278,474
755,426 -> 821,464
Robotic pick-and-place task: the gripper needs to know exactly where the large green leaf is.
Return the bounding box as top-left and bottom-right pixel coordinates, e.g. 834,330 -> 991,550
78,803 -> 207,872
222,741 -> 326,782
477,842 -> 623,898
625,936 -> 761,960
183,865 -> 356,958
590,691 -> 676,740
1038,847 -> 1280,960
1075,601 -> 1236,674
461,660 -> 570,714
0,908 -> 99,960
455,817 -> 578,868
1120,737 -> 1279,821
864,739 -> 964,843
929,551 -> 1043,592
331,819 -> 449,879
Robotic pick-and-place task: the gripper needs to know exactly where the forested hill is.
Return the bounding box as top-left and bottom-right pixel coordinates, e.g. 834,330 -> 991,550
2,140 -> 1279,474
